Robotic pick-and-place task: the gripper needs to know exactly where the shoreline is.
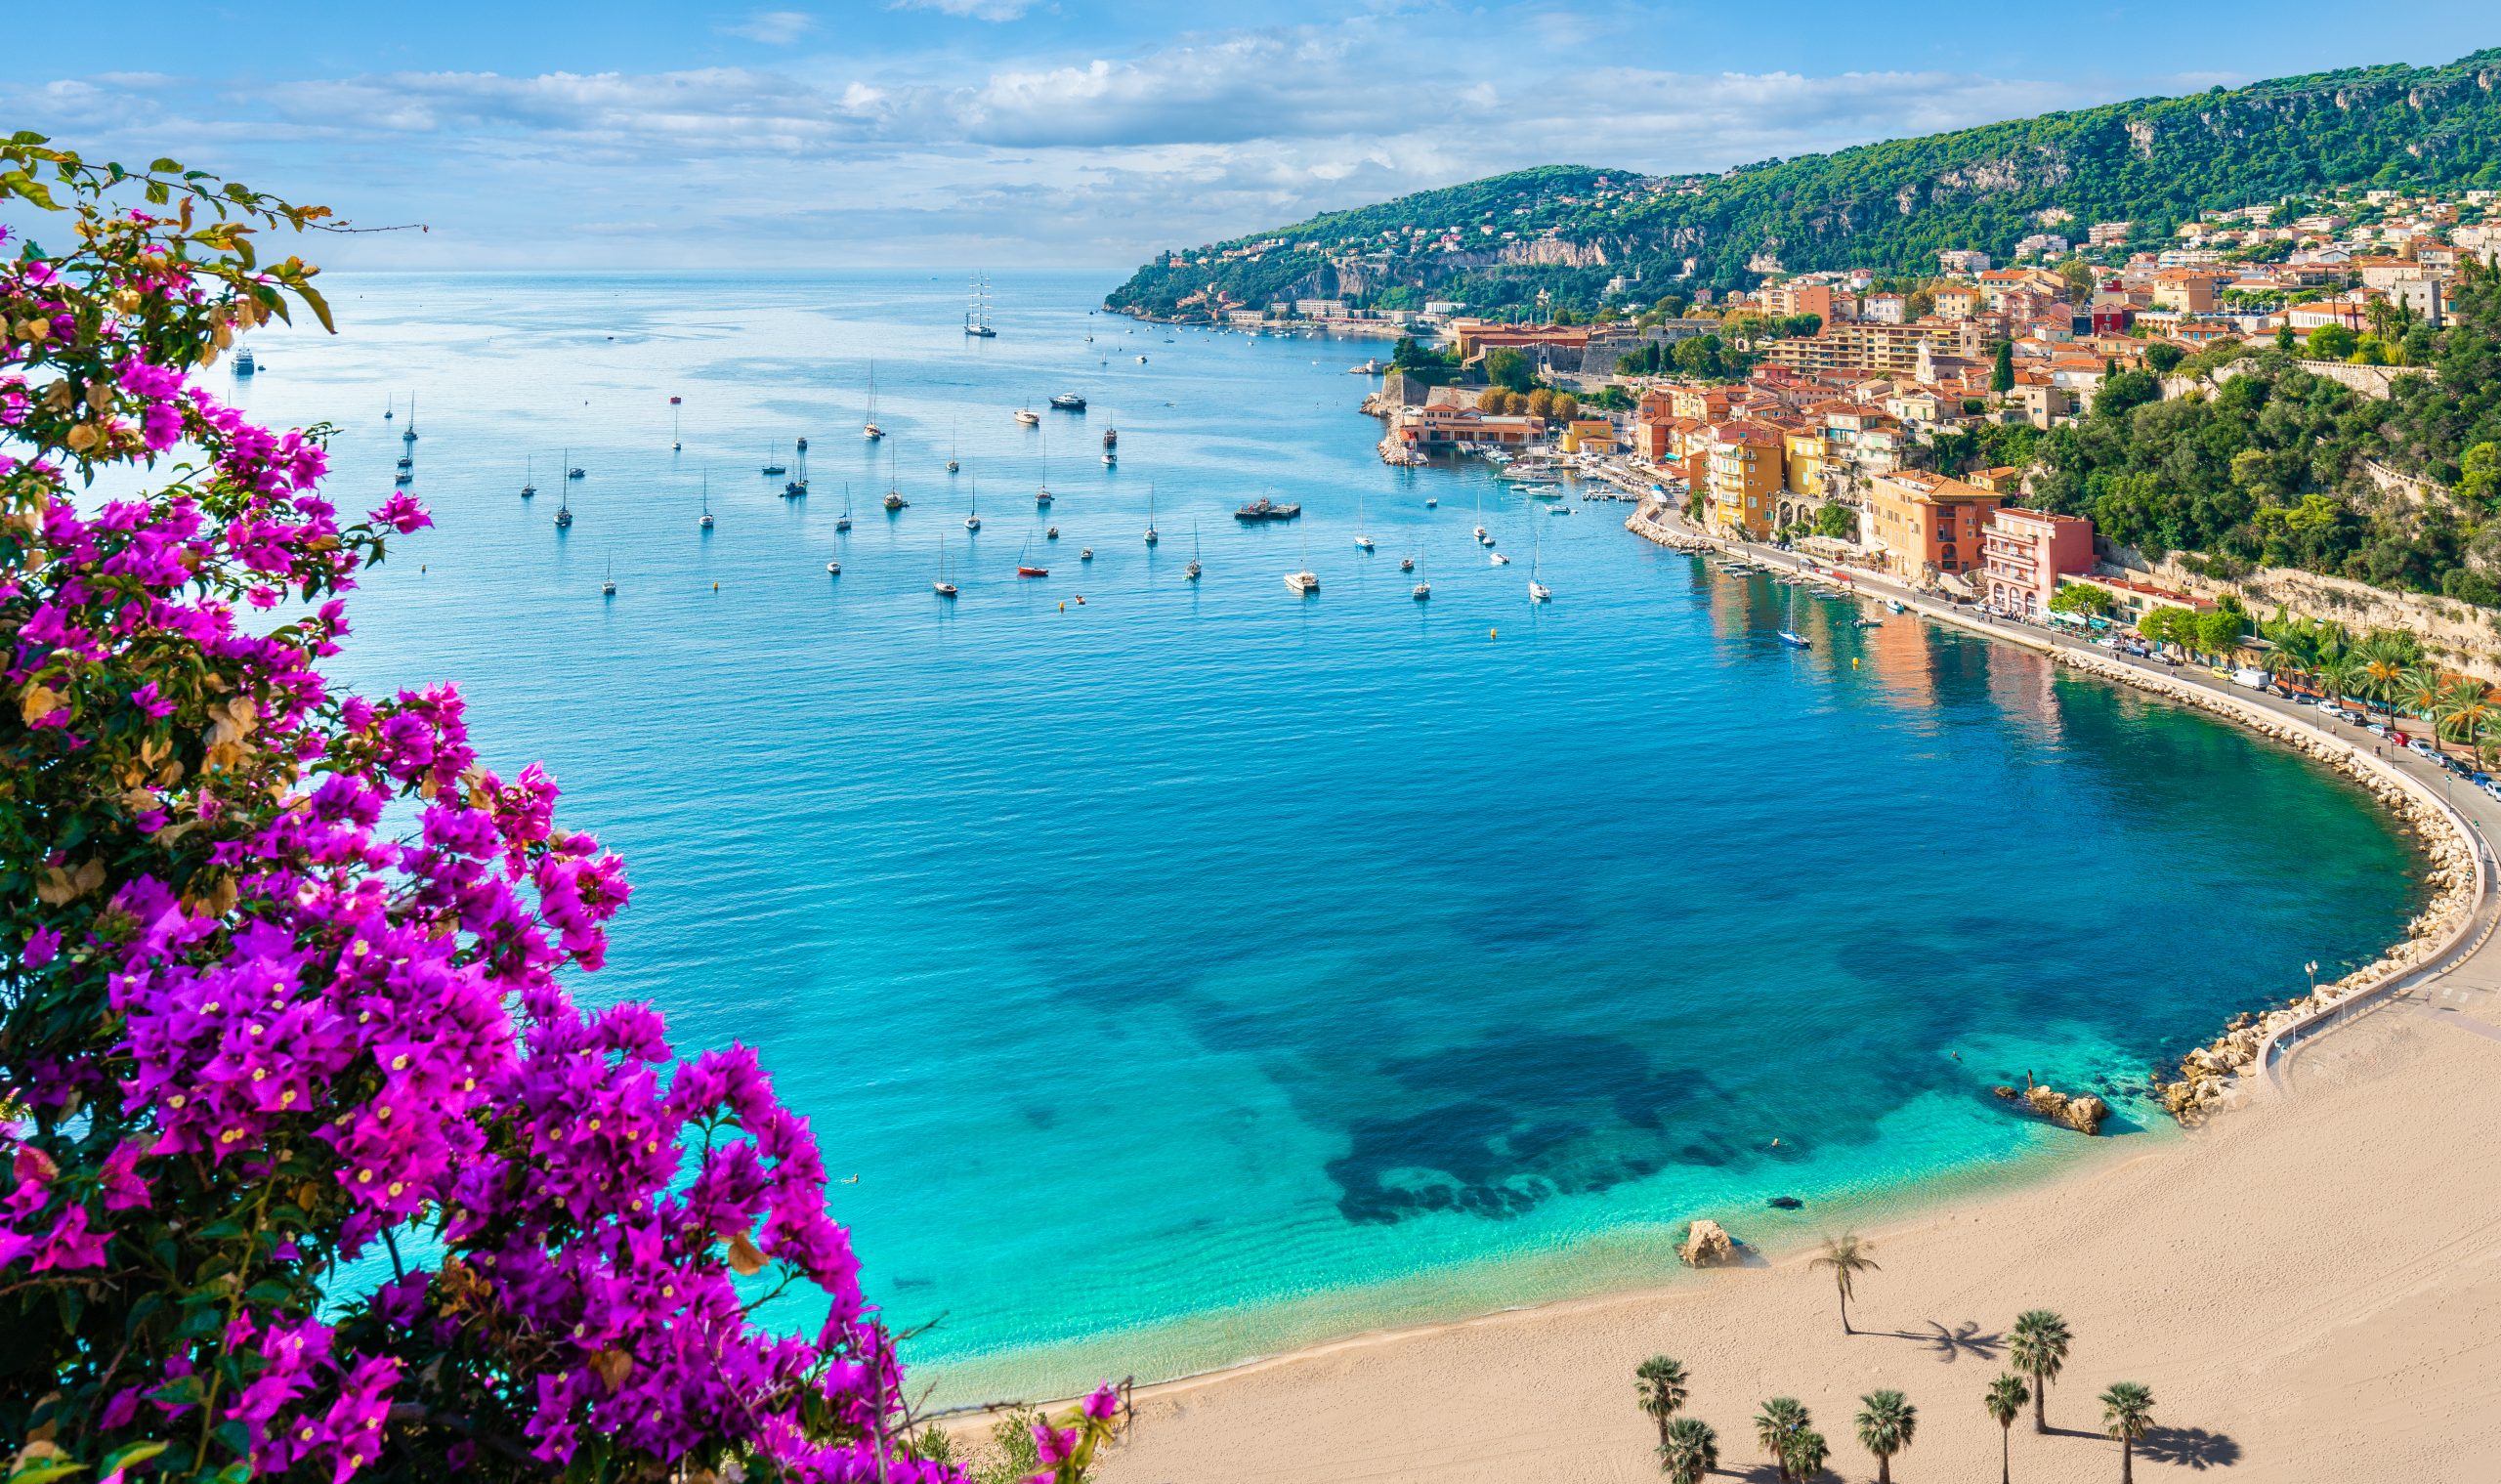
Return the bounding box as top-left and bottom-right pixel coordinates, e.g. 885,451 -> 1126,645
1075,508 -> 2501,1479
1622,499 -> 2485,1122
944,499 -> 2484,1448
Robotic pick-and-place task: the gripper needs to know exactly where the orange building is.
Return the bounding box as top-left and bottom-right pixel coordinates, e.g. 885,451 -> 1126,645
1705,421 -> 1786,540
1868,470 -> 2004,581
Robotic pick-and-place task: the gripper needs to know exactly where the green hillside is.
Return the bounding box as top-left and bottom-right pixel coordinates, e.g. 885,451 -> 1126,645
1107,48 -> 2501,318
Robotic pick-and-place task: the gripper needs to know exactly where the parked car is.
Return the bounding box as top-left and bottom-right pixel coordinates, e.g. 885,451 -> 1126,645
2411,737 -> 2441,760
2366,722 -> 2391,737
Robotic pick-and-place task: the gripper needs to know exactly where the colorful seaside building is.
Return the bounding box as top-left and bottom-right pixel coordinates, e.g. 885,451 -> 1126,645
1980,506 -> 2097,616
1867,470 -> 2005,583
1705,421 -> 1786,541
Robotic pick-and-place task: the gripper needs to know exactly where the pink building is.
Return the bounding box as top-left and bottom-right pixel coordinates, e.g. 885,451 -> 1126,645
1981,507 -> 2096,616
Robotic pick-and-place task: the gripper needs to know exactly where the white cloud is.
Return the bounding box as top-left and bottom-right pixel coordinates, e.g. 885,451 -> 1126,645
892,0 -> 1031,21
722,10 -> 817,44
0,22 -> 2179,272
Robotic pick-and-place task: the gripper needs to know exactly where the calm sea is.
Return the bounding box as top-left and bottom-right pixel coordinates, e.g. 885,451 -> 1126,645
233,271 -> 2420,1402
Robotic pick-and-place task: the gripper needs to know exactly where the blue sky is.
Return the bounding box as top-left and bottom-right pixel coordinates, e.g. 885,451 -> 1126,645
6,5 -> 2495,271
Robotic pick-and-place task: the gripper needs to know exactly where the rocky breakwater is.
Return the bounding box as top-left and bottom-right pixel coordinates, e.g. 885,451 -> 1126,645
2049,650 -> 2481,1124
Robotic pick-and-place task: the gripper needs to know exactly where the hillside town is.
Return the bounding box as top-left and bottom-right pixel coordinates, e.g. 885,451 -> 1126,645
1343,186 -> 2501,626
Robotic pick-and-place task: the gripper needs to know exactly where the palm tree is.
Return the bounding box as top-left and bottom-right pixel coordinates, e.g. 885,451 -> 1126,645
2395,665 -> 2446,725
2358,631 -> 2421,723
2437,677 -> 2500,770
2008,1310 -> 2072,1433
2100,1381 -> 2156,1484
1985,1374 -> 2031,1484
1756,1397 -> 1811,1483
1788,1428 -> 1830,1481
2314,651 -> 2364,712
1658,1416 -> 1718,1484
1854,1389 -> 1918,1484
1809,1233 -> 1879,1335
1634,1356 -> 1689,1448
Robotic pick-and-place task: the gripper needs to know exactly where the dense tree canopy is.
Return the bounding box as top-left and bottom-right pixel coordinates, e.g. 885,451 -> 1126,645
1108,49 -> 2501,317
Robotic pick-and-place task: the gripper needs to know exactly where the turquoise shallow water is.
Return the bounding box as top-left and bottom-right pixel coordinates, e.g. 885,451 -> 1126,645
231,271 -> 2422,1402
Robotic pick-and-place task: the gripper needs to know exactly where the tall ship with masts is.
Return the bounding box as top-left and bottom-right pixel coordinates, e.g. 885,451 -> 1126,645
963,276 -> 996,338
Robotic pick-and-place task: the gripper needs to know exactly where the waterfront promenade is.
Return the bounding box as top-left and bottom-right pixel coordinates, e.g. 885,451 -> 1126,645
1099,506 -> 2501,1483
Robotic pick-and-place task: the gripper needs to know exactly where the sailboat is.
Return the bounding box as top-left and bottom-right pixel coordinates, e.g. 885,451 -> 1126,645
1185,522 -> 1202,581
699,476 -> 714,530
862,362 -> 883,440
670,395 -> 683,451
835,486 -> 852,532
1143,485 -> 1159,546
1355,488 -> 1374,551
884,447 -> 908,510
784,443 -> 809,497
521,455 -> 536,499
1285,530 -> 1318,594
964,475 -> 981,531
383,399 -> 394,422
1015,401 -> 1040,427
933,537 -> 957,598
1529,524 -> 1550,603
1413,552 -> 1430,602
1017,535 -> 1047,578
762,445 -> 786,476
947,427 -> 960,475
602,556 -> 615,597
403,396 -> 418,445
1036,437 -> 1052,505
963,276 -> 996,338
555,488 -> 573,529
1472,488 -> 1488,545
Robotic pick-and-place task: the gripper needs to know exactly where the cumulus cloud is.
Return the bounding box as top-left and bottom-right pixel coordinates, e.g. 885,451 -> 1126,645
722,10 -> 818,44
0,20 -> 2171,271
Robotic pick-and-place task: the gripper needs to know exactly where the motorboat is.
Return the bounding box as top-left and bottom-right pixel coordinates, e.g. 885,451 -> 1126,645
1778,630 -> 1810,648
1399,557 -> 1415,572
1235,496 -> 1301,522
1285,570 -> 1319,594
1049,393 -> 1086,411
826,560 -> 841,574
1490,552 -> 1510,566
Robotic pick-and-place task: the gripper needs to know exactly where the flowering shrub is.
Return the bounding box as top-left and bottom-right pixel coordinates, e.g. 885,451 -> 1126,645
0,136 -> 1120,1482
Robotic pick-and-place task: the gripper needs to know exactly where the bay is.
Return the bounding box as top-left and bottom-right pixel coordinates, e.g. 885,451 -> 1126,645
232,270 -> 2422,1402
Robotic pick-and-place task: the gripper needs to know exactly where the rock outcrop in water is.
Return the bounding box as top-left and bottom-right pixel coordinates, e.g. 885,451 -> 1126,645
2024,1084 -> 2110,1135
1677,1219 -> 1738,1267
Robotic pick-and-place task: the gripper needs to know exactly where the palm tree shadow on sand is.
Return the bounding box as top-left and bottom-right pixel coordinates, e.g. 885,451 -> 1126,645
2137,1423 -> 2243,1469
1856,1318 -> 2004,1363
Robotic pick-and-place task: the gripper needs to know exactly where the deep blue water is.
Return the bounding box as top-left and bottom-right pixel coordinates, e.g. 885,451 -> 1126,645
230,271 -> 2421,1401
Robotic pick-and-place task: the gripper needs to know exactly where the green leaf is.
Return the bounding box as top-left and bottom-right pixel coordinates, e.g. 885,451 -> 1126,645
296,284 -> 335,335
148,157 -> 181,173
96,1443 -> 168,1478
4,1462 -> 87,1484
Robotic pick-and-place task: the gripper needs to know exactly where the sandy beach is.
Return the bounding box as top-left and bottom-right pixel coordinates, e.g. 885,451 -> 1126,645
1086,543 -> 2501,1483
1100,993 -> 2501,1482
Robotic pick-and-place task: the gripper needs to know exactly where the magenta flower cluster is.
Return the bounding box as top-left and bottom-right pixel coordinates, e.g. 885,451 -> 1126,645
0,157 -> 1107,1481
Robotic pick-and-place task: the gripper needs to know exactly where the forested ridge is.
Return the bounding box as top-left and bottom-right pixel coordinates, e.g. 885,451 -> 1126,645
1108,49 -> 2501,317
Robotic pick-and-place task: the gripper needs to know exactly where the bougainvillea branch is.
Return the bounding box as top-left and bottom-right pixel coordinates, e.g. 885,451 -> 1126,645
0,136 -> 1114,1483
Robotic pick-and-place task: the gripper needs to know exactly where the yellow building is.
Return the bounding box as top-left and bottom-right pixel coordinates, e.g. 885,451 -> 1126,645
1560,419 -> 1619,453
1706,421 -> 1786,540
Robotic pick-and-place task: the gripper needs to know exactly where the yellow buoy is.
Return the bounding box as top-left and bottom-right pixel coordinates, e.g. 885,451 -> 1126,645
1059,602 -> 1066,612
1852,656 -> 1860,669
